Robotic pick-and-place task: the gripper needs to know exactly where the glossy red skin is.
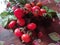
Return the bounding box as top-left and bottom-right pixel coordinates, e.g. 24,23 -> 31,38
39,9 -> 46,16
8,21 -> 16,29
39,11 -> 43,16
21,34 -> 30,43
14,8 -> 24,19
27,23 -> 37,30
32,6 -> 40,16
12,6 -> 17,11
24,4 -> 32,12
40,9 -> 46,13
14,28 -> 23,37
25,3 -> 31,8
17,19 -> 25,26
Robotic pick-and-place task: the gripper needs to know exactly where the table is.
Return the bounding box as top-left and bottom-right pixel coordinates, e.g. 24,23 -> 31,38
0,26 -> 25,45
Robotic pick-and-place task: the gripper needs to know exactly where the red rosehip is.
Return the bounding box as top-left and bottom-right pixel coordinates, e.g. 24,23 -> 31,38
14,8 -> 24,19
30,2 -> 35,7
32,39 -> 41,45
25,3 -> 31,8
39,9 -> 46,16
7,2 -> 11,7
40,9 -> 46,13
24,3 -> 32,12
17,19 -> 25,26
12,6 -> 17,11
23,8 -> 29,14
21,34 -> 31,43
8,20 -> 16,29
32,6 -> 40,17
27,23 -> 37,30
38,32 -> 43,38
14,28 -> 23,37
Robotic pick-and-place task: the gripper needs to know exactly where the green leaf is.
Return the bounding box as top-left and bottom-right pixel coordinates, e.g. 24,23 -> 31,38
57,13 -> 60,19
0,41 -> 4,45
48,32 -> 60,42
7,15 -> 17,20
2,17 -> 8,27
48,9 -> 55,12
54,0 -> 60,3
0,15 -> 17,27
47,12 -> 57,18
46,14 -> 52,18
0,11 -> 8,18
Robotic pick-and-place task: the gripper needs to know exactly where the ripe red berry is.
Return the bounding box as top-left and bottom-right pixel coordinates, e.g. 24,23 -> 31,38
40,9 -> 46,13
7,2 -> 11,7
30,2 -> 35,7
27,23 -> 37,30
32,39 -> 41,45
39,9 -> 46,16
32,6 -> 40,17
38,32 -> 43,38
12,6 -> 17,11
17,19 -> 25,26
21,34 -> 30,43
8,20 -> 16,29
24,3 -> 32,12
14,28 -> 23,37
14,8 -> 24,19
25,3 -> 31,8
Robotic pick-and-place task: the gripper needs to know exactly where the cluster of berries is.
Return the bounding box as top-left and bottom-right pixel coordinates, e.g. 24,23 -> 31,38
7,2 -> 53,45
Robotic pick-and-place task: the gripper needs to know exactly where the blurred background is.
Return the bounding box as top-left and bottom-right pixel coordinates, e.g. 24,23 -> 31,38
0,0 -> 8,13
0,0 -> 60,14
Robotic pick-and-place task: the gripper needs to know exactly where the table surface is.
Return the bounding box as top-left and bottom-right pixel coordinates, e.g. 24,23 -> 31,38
0,26 -> 23,45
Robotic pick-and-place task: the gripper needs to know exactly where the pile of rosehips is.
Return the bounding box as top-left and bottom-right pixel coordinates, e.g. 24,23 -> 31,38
7,2 -> 53,45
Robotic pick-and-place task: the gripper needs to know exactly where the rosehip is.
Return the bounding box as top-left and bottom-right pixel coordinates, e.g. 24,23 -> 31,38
32,6 -> 40,17
14,8 -> 24,19
21,34 -> 31,43
12,6 -> 17,11
14,28 -> 23,37
30,2 -> 35,7
38,32 -> 43,38
32,39 -> 41,45
39,9 -> 46,16
27,23 -> 37,30
24,3 -> 32,12
25,3 -> 31,8
36,2 -> 42,7
17,19 -> 25,26
8,20 -> 16,29
7,2 -> 11,7
40,9 -> 46,13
